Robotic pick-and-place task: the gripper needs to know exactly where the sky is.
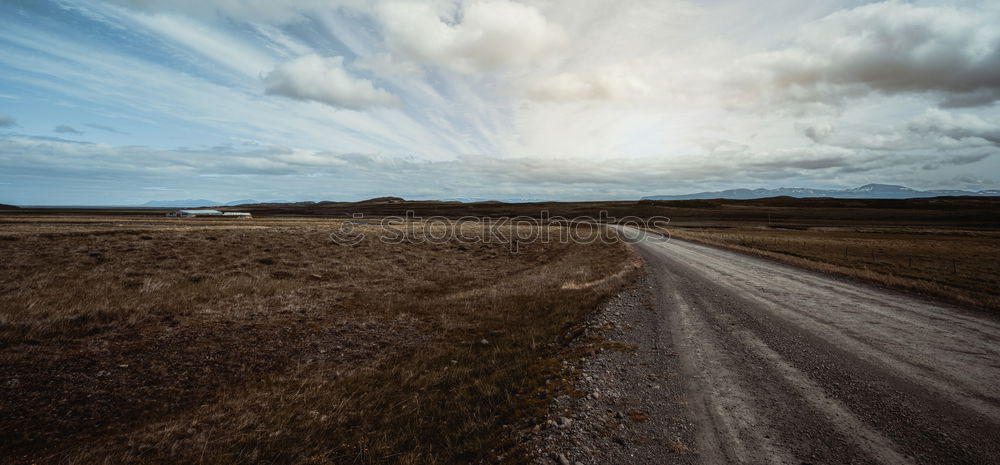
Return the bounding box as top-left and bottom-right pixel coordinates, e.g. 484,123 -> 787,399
1,0 -> 999,205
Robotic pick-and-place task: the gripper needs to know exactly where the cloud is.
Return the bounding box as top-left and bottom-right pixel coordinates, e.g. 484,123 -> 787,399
54,125 -> 84,135
906,109 -> 1000,145
102,0 -> 343,23
922,152 -> 992,171
523,67 -> 650,103
8,0 -> 1000,203
796,122 -> 835,143
2,133 -> 982,195
950,174 -> 994,187
353,53 -> 424,79
262,55 -> 400,110
729,1 -> 1000,109
376,0 -> 566,73
794,109 -> 998,176
816,109 -> 1000,151
0,112 -> 15,127
86,124 -> 126,134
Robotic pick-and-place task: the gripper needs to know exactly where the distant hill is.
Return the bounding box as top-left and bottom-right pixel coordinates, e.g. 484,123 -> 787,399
141,199 -> 219,207
140,199 -> 292,207
443,197 -> 552,203
0,203 -> 19,210
643,184 -> 1000,201
221,199 -> 292,206
354,196 -> 405,204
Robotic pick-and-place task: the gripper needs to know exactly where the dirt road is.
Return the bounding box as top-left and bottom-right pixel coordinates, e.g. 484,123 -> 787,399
626,229 -> 1000,464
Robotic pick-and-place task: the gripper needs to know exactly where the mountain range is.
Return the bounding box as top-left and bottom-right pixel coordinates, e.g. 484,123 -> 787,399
642,184 -> 1000,201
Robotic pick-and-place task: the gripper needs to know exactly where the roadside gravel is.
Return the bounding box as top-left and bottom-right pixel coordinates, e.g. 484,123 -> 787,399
519,278 -> 700,465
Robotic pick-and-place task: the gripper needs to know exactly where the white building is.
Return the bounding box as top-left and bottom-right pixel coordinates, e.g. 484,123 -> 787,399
166,209 -> 252,218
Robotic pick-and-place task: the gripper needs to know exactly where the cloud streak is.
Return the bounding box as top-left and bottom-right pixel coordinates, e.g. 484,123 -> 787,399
85,124 -> 125,134
54,125 -> 83,135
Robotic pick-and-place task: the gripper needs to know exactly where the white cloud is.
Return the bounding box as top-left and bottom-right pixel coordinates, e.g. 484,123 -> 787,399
263,55 -> 400,110
0,112 -> 15,127
354,53 -> 424,79
523,67 -> 650,103
728,1 -> 1000,110
375,0 -> 566,73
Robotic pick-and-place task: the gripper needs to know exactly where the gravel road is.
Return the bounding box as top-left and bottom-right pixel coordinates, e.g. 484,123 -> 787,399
526,230 -> 1000,464
625,230 -> 1000,464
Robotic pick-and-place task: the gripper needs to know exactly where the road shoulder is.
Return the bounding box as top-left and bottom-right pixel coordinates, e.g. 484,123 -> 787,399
516,273 -> 701,465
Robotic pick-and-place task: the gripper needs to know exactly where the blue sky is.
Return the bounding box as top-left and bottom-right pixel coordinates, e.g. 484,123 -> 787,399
1,0 -> 999,205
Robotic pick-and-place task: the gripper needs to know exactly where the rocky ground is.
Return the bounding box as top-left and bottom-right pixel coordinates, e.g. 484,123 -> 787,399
517,276 -> 701,465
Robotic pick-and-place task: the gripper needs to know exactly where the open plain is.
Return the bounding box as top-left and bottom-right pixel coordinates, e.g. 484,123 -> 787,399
2,196 -> 999,465
0,214 -> 634,464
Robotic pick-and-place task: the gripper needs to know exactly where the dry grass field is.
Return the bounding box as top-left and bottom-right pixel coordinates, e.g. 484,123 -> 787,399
0,215 -> 636,464
665,226 -> 1000,312
3,197 -> 997,463
233,196 -> 1000,230
213,194 -> 1000,313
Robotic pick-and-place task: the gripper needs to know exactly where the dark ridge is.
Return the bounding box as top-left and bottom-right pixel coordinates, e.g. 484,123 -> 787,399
5,197 -> 1000,228
354,196 -> 405,204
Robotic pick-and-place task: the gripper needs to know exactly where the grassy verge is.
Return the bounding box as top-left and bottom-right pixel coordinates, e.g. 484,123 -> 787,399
665,226 -> 1000,312
0,216 -> 637,464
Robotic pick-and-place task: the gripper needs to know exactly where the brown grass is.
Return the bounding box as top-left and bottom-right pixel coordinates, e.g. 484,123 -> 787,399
665,226 -> 1000,312
0,216 -> 636,464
